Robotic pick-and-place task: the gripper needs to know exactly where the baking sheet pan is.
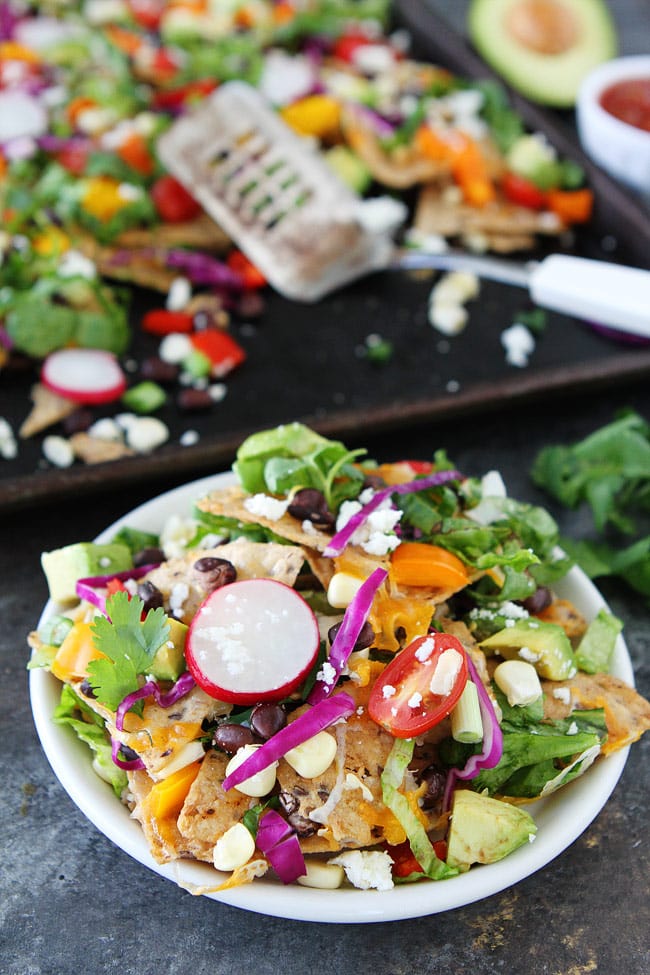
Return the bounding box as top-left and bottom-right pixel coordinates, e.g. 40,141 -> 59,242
2,0 -> 649,512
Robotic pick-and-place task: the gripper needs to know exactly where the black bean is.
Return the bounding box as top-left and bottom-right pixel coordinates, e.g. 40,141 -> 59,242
235,290 -> 265,319
118,743 -> 140,762
79,679 -> 96,699
212,723 -> 259,754
177,388 -> 213,412
327,619 -> 375,651
250,702 -> 286,739
417,765 -> 446,810
137,580 -> 164,612
140,356 -> 179,385
286,813 -> 316,838
62,408 -> 94,436
193,557 -> 237,591
522,586 -> 553,614
133,546 -> 165,567
287,488 -> 335,528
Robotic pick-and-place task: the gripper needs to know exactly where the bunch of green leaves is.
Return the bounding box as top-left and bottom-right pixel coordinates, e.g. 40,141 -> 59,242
531,412 -> 650,598
233,422 -> 367,512
87,592 -> 169,713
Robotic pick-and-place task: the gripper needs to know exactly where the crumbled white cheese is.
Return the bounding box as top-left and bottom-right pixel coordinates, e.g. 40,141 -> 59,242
414,637 -> 434,662
329,850 -> 394,891
429,647 -> 463,696
382,684 -> 396,699
58,249 -> 96,279
0,418 -> 17,460
159,332 -> 193,364
316,661 -> 337,688
180,429 -> 200,447
518,646 -> 541,664
243,493 -> 290,521
117,182 -> 142,202
335,494 -> 401,556
169,582 -> 190,617
166,276 -> 192,311
42,435 -> 74,468
501,323 -> 535,368
552,687 -> 572,705
258,50 -> 314,106
87,418 -> 124,442
407,691 -> 423,709
208,383 -> 227,403
126,417 -> 169,453
429,302 -> 468,336
301,519 -> 317,535
566,721 -> 579,736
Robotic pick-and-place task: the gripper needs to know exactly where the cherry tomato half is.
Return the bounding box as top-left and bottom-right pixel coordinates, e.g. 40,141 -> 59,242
368,632 -> 468,738
151,175 -> 202,223
501,172 -> 547,210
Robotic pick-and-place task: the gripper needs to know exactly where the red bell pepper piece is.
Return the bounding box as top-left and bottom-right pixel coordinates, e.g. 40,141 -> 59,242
190,329 -> 246,377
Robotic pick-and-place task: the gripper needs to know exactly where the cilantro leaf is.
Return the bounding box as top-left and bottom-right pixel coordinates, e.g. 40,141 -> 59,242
87,592 -> 169,712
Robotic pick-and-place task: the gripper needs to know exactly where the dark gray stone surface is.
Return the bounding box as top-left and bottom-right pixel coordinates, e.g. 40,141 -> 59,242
2,3 -> 649,972
3,379 -> 649,975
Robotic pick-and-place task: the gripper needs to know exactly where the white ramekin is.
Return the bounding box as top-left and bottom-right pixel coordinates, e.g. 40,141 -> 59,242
576,55 -> 650,195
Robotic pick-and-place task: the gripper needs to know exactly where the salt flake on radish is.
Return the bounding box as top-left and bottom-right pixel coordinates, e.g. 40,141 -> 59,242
41,348 -> 127,405
186,579 -> 320,704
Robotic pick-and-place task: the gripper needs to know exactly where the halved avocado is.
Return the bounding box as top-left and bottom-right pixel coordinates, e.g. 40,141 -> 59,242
468,0 -> 617,107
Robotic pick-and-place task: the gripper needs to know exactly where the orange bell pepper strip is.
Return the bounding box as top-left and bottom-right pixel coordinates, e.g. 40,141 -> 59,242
117,131 -> 155,176
415,124 -> 495,207
51,622 -> 106,683
67,96 -> 97,127
146,761 -> 202,820
546,188 -> 594,225
0,41 -> 40,63
391,542 -> 470,590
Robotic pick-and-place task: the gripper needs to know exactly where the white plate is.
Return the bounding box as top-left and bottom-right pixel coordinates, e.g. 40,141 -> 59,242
30,471 -> 633,924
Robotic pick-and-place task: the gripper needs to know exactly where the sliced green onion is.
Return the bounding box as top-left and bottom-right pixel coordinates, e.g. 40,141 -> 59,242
451,679 -> 483,743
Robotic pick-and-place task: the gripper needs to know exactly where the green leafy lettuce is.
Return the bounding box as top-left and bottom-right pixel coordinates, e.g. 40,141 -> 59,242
53,685 -> 127,797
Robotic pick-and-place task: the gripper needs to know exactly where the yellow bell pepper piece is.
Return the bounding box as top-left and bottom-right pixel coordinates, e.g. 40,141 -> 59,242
81,176 -> 130,222
51,621 -> 106,683
281,95 -> 341,139
32,227 -> 70,257
146,761 -> 202,820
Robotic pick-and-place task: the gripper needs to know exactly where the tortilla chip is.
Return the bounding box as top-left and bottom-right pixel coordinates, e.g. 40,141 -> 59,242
142,538 -> 308,624
176,750 -> 256,849
542,671 -> 650,755
69,432 -> 136,464
197,486 -> 335,553
19,383 -> 76,438
116,214 -> 229,252
128,768 -> 216,864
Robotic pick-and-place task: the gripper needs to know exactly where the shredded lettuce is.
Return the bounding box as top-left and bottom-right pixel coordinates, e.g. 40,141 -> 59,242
381,739 -> 459,881
53,685 -> 127,798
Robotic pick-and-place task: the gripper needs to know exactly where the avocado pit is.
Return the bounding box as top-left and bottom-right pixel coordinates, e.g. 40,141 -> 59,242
506,0 -> 580,56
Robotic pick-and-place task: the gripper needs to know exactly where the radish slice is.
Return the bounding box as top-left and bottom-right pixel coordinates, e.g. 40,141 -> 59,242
186,579 -> 320,704
41,348 -> 127,405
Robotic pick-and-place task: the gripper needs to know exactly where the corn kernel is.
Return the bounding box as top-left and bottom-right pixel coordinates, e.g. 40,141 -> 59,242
225,744 -> 278,797
494,659 -> 542,707
284,731 -> 337,779
213,822 -> 255,872
297,858 -> 345,889
327,572 -> 364,609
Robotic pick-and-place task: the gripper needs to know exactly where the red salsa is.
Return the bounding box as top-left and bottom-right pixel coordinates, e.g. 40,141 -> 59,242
600,78 -> 650,133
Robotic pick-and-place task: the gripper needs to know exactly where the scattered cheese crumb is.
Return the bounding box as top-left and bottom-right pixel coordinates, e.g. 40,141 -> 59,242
243,493 -> 290,521
329,850 -> 394,891
42,435 -> 74,468
501,323 -> 535,368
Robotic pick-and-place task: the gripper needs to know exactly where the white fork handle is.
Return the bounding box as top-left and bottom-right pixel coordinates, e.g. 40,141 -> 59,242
530,255 -> 650,339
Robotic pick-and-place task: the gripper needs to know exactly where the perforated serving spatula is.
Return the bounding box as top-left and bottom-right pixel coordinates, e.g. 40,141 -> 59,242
158,81 -> 650,340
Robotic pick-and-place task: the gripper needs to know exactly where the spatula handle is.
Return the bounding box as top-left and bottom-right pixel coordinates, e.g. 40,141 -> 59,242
530,255 -> 650,339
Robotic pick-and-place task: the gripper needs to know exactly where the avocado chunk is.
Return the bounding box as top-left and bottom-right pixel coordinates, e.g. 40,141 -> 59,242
324,145 -> 372,194
41,542 -> 133,604
468,0 -> 617,107
149,617 -> 188,681
447,789 -> 537,871
479,618 -> 576,680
